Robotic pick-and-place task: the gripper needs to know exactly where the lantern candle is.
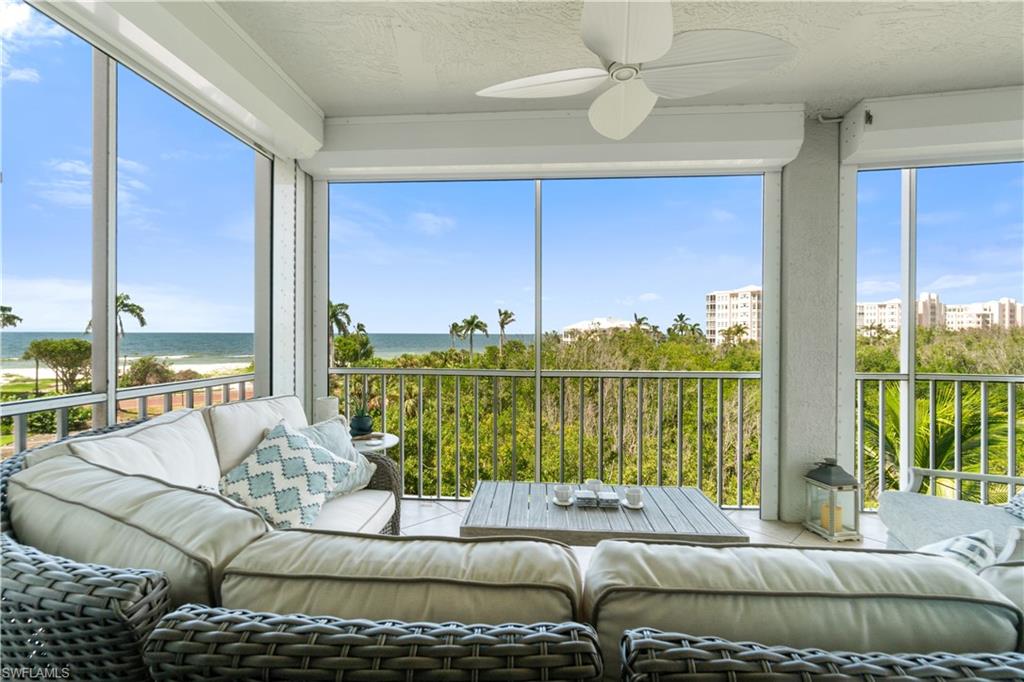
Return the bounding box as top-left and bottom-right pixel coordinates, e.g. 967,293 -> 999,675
820,503 -> 843,532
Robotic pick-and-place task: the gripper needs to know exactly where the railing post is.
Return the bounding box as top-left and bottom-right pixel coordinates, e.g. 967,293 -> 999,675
14,415 -> 27,454
737,378 -> 744,508
56,407 -> 69,440
1009,382 -> 1018,499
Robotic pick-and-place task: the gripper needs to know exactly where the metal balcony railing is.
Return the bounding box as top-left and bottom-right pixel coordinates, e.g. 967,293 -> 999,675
0,374 -> 255,457
855,372 -> 1023,510
330,367 -> 761,508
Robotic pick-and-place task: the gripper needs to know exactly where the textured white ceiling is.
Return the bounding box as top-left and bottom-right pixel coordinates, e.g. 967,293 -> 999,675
220,1 -> 1024,118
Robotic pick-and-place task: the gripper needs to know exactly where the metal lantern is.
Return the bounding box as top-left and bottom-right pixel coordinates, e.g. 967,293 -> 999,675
803,458 -> 861,542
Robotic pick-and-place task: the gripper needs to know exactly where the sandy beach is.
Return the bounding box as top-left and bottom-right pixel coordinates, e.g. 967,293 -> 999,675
0,360 -> 251,385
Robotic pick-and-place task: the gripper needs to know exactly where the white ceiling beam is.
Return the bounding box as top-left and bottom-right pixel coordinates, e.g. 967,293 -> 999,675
841,87 -> 1024,168
301,104 -> 806,181
33,0 -> 323,159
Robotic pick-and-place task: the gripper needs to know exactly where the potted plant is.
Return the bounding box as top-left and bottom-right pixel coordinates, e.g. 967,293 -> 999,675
350,394 -> 374,436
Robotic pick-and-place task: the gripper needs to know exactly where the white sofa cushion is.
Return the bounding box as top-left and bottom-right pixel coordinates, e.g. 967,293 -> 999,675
222,531 -> 581,625
204,395 -> 308,474
311,489 -> 394,534
22,409 -> 190,469
7,455 -> 269,606
584,540 -> 1022,680
68,409 -> 220,488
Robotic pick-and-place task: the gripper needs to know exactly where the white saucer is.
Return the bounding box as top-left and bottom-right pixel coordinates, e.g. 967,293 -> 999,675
552,497 -> 574,507
622,500 -> 644,510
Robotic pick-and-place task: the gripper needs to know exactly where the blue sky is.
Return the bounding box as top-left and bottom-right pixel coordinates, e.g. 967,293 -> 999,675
2,1 -> 254,333
3,1 -> 1022,336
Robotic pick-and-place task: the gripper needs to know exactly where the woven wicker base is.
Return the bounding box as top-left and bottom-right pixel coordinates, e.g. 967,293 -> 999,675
145,604 -> 603,681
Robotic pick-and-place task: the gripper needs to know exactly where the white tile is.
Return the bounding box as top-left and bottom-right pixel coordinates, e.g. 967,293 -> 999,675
439,500 -> 471,515
727,511 -> 804,543
401,500 -> 455,527
403,513 -> 462,537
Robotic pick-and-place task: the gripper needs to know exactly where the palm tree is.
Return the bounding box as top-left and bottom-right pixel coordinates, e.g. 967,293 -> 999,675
87,293 -> 147,377
860,381 -> 1017,503
0,305 -> 21,328
327,301 -> 352,366
669,313 -> 692,336
461,314 -> 488,363
720,323 -> 748,346
497,309 -> 515,354
448,321 -> 465,349
632,313 -> 650,331
354,322 -> 368,337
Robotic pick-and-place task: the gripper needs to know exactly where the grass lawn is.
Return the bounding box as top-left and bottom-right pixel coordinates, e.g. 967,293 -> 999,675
1,377 -> 56,396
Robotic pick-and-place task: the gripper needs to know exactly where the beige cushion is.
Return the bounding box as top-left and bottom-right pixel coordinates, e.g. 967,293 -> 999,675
22,409 -> 188,469
204,395 -> 308,474
223,531 -> 581,624
311,490 -> 395,534
980,562 -> 1024,610
584,541 -> 1022,679
68,410 -> 220,488
7,455 -> 268,606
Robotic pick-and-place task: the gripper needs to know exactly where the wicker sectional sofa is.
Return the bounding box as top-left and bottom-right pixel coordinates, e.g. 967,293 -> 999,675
2,396 -> 1023,681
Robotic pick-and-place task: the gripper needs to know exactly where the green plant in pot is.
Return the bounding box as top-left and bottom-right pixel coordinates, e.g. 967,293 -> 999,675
350,394 -> 374,436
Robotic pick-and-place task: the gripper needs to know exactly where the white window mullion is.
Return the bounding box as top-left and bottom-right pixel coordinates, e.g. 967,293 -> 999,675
898,168 -> 918,491
91,50 -> 118,426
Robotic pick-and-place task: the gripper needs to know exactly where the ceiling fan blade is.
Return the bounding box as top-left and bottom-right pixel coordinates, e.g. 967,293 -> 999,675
588,79 -> 658,140
582,0 -> 673,65
476,67 -> 608,98
642,30 -> 795,99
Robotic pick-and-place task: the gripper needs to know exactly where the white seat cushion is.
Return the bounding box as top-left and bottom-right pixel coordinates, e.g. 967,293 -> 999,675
68,409 -> 220,488
584,540 -> 1022,680
204,395 -> 308,474
222,531 -> 581,625
311,489 -> 395,534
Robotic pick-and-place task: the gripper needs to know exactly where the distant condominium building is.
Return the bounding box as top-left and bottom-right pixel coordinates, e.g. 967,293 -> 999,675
857,298 -> 903,333
855,291 -> 1024,333
705,285 -> 762,345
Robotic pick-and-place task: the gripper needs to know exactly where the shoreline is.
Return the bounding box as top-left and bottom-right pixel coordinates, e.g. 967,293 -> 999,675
1,360 -> 252,385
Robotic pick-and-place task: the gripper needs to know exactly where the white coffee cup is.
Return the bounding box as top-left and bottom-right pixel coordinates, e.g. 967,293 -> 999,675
625,486 -> 643,506
585,478 -> 603,493
554,484 -> 572,503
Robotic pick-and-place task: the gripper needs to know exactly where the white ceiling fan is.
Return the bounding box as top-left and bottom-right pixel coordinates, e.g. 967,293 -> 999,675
476,0 -> 796,140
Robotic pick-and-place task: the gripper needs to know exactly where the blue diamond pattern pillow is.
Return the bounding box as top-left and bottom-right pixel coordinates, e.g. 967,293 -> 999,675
220,421 -> 354,529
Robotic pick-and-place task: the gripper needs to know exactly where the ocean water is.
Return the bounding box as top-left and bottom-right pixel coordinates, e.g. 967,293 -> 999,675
0,331 -> 534,367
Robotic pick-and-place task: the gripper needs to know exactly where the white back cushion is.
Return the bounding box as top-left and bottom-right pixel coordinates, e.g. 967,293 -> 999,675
69,409 -> 220,488
204,395 -> 308,474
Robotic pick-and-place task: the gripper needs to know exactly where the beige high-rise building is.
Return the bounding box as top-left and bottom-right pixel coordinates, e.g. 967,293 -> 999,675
705,285 -> 762,345
916,292 -> 944,328
857,298 -> 902,333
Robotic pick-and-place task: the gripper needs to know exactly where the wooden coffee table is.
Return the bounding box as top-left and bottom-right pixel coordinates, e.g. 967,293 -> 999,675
460,481 -> 748,545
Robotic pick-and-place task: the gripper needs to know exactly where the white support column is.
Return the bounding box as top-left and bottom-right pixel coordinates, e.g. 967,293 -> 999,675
91,51 -> 117,426
311,180 -> 330,405
271,156 -> 299,396
295,171 -> 314,414
760,170 -> 782,520
254,154 -> 272,396
898,168 -> 918,491
778,119 -> 841,522
835,165 -> 858,472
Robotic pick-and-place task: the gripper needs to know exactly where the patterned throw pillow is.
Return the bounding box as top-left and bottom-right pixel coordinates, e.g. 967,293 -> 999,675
298,417 -> 377,498
1005,490 -> 1024,522
220,421 -> 354,529
918,529 -> 997,573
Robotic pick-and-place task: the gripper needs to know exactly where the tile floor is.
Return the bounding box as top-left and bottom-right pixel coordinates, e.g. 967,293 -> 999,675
399,498 -> 890,565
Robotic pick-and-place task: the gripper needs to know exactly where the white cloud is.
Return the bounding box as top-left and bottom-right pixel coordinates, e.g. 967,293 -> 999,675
917,210 -> 964,226
709,208 -> 736,223
117,157 -> 148,174
3,66 -> 38,82
1,0 -> 63,41
48,159 -> 90,176
926,274 -> 978,290
637,292 -> 661,302
0,277 -> 92,331
857,279 -> 899,296
30,178 -> 91,207
409,211 -> 455,236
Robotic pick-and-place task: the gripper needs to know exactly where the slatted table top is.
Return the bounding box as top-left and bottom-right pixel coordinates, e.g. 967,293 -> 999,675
460,481 -> 749,545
